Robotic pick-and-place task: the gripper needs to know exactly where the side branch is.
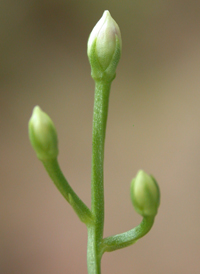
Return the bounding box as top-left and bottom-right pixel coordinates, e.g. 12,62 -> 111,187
42,158 -> 93,225
101,216 -> 155,253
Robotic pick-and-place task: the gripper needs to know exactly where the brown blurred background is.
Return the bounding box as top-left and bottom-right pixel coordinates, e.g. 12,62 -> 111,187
1,0 -> 200,273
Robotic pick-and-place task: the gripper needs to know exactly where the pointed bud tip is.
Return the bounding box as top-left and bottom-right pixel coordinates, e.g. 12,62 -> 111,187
130,170 -> 160,217
87,10 -> 122,81
29,106 -> 58,161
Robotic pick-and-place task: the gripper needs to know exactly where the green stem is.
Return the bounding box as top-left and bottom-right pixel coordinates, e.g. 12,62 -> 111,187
101,216 -> 154,253
42,158 -> 93,225
87,80 -> 111,274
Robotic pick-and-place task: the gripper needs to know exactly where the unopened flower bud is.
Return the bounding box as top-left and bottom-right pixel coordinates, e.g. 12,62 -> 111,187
87,10 -> 122,82
29,106 -> 58,161
130,170 -> 160,217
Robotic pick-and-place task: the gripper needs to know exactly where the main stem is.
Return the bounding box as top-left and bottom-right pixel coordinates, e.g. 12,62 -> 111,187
87,80 -> 111,274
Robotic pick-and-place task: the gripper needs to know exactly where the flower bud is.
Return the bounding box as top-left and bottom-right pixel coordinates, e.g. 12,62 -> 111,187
87,10 -> 122,82
29,106 -> 58,161
130,170 -> 160,217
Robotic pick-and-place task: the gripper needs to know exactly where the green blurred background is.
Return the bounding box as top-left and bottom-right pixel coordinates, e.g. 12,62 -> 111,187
1,0 -> 200,273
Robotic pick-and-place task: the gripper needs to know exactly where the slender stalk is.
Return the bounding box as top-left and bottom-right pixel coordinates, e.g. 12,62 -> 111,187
87,80 -> 111,274
101,216 -> 155,253
42,158 -> 93,224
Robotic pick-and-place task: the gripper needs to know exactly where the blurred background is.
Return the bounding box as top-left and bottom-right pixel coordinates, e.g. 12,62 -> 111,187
1,0 -> 200,273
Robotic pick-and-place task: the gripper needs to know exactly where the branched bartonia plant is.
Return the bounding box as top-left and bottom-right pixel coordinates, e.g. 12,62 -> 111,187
29,10 -> 160,274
